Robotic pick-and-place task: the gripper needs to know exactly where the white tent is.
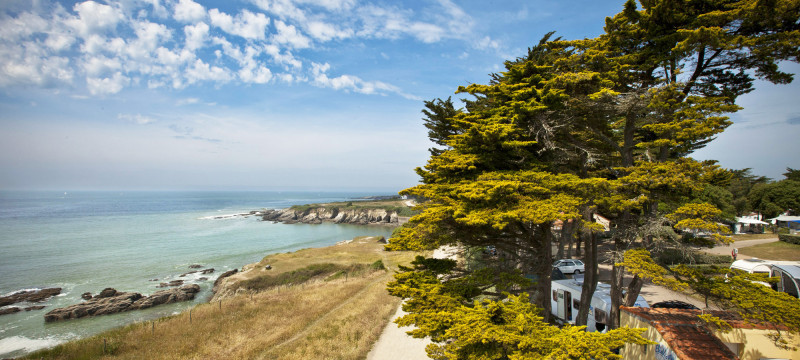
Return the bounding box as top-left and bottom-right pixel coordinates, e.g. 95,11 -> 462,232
734,216 -> 768,234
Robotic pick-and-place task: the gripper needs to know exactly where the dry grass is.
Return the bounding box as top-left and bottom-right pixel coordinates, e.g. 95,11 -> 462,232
22,237 -> 422,360
738,241 -> 800,261
731,233 -> 779,241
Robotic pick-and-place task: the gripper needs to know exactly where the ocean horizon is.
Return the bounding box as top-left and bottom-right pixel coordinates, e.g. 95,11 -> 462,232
0,190 -> 396,358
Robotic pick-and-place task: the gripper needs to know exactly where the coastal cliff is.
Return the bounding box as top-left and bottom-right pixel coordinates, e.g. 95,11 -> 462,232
261,207 -> 405,226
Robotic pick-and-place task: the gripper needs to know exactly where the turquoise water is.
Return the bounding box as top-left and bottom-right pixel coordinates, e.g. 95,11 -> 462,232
0,191 -> 395,357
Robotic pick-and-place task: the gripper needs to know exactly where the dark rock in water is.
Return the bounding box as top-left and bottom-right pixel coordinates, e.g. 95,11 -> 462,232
97,288 -> 118,298
157,280 -> 184,288
188,264 -> 203,269
0,288 -> 62,307
81,292 -> 93,300
212,269 -> 238,293
180,271 -> 198,277
25,306 -> 46,311
0,307 -> 21,316
44,285 -> 200,322
198,277 -> 208,281
130,285 -> 200,310
201,268 -> 214,274
44,290 -> 142,322
149,278 -> 159,282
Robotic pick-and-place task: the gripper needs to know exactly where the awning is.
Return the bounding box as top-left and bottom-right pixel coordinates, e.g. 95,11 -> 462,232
736,217 -> 768,225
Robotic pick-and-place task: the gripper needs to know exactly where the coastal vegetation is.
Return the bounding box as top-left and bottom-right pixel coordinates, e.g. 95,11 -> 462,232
386,0 -> 800,358
21,237 -> 422,360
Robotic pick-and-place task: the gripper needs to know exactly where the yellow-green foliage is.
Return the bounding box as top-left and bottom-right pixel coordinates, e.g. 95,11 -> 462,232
616,249 -> 686,291
673,265 -> 800,346
390,262 -> 652,360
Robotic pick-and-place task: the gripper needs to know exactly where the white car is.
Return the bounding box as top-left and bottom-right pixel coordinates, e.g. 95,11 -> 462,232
553,259 -> 585,274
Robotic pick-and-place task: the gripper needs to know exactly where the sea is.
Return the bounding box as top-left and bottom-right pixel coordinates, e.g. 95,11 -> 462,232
0,191 -> 396,358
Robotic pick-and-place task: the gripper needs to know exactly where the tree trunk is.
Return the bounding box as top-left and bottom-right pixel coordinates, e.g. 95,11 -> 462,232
539,223 -> 553,322
610,260 -> 625,330
576,227 -> 598,326
624,274 -> 644,307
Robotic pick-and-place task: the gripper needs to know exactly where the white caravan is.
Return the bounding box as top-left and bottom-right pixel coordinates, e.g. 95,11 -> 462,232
730,258 -> 800,274
550,278 -> 649,333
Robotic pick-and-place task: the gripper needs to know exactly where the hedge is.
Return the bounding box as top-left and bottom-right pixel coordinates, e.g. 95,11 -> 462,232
779,234 -> 800,245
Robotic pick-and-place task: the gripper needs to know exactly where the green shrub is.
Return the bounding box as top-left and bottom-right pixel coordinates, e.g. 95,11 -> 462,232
779,234 -> 800,245
370,259 -> 385,270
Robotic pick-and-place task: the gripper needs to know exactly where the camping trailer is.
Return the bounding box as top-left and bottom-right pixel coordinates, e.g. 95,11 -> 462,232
550,278 -> 649,332
770,264 -> 800,298
730,259 -> 800,274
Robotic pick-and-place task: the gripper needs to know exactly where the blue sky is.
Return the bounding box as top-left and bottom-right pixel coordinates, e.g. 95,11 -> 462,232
0,0 -> 798,192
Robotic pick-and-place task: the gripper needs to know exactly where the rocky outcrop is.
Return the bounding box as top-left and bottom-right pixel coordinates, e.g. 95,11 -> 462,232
0,288 -> 61,307
212,269 -> 238,294
44,285 -> 200,322
0,307 -> 21,316
261,207 -> 400,226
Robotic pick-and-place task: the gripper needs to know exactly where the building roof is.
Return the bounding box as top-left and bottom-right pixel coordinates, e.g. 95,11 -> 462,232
735,216 -> 768,225
621,307 -> 788,360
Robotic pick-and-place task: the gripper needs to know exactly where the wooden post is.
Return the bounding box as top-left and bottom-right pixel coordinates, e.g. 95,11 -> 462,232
219,300 -> 221,311
151,321 -> 154,335
103,338 -> 107,354
189,309 -> 192,324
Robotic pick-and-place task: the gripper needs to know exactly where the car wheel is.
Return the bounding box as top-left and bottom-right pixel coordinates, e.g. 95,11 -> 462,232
574,269 -> 581,274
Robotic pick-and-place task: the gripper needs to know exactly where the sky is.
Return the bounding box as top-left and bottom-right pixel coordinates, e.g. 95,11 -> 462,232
0,0 -> 798,192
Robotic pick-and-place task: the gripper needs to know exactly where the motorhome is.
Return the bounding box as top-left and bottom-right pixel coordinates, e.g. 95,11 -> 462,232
550,277 -> 649,332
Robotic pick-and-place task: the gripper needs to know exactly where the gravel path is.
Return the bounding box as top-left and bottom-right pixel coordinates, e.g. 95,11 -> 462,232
366,246 -> 458,360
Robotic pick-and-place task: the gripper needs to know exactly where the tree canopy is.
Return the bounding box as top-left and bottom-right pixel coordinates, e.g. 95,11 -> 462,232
387,0 -> 800,357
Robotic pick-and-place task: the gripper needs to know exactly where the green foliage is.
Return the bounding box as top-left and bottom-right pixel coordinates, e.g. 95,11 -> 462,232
750,180 -> 800,218
779,234 -> 800,245
784,167 -> 800,182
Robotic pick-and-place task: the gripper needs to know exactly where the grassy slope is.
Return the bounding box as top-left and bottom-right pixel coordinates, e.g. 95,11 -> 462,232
23,237 -> 422,360
738,240 -> 800,261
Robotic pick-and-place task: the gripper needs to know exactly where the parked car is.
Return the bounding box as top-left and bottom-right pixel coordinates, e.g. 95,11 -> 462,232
553,259 -> 585,274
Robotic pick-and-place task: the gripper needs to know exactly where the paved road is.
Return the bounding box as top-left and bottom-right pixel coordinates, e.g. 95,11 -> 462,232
700,237 -> 779,259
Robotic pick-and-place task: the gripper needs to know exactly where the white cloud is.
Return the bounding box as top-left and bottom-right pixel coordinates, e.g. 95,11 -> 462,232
67,1 -> 124,37
273,20 -> 311,49
310,62 -> 419,100
173,0 -> 206,23
185,59 -> 232,84
306,21 -> 352,41
86,71 -> 130,95
239,65 -> 273,84
209,9 -> 270,40
184,22 -> 209,50
83,55 -> 122,77
118,113 -> 156,125
250,0 -> 306,21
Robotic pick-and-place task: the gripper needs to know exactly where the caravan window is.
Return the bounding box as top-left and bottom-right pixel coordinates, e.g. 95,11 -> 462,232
552,290 -> 558,302
573,299 -> 580,309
